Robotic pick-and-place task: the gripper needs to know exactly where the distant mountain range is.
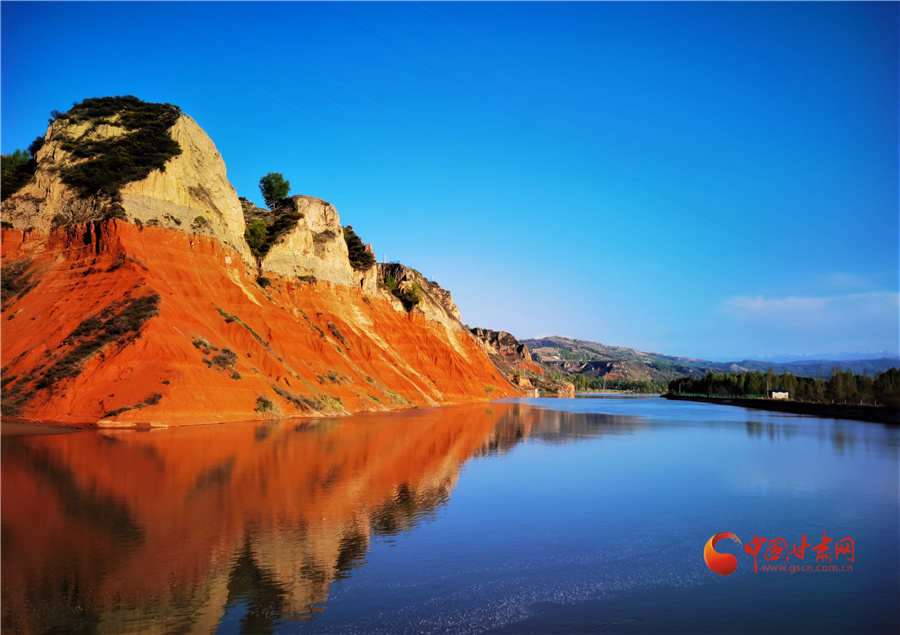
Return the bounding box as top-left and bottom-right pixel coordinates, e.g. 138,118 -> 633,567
522,336 -> 900,383
734,351 -> 899,363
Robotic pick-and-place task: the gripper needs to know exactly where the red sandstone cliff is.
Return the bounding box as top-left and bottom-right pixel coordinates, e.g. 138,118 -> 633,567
0,97 -> 520,426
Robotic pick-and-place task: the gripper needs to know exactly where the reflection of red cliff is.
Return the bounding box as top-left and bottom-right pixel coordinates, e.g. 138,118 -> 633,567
0,403 -> 528,633
1,222 -> 518,425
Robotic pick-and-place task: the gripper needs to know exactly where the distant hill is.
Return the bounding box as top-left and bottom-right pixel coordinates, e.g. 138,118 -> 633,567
522,336 -> 899,383
731,357 -> 900,378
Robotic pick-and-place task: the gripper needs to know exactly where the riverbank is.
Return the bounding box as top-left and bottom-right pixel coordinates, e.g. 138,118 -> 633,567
664,394 -> 899,425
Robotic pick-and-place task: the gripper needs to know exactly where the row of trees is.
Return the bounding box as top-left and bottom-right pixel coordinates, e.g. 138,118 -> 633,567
569,373 -> 668,394
669,368 -> 900,407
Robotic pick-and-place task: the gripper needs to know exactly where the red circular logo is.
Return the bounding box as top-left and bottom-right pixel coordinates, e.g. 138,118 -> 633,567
704,532 -> 742,575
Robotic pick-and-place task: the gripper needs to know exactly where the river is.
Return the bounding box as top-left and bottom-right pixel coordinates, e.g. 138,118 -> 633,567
2,397 -> 897,634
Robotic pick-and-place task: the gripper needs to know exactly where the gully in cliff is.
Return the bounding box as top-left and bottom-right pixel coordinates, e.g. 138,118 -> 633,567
0,96 -> 524,427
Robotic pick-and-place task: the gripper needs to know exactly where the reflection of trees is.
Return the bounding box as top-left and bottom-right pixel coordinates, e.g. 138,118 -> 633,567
370,481 -> 452,536
224,537 -> 288,635
528,410 -> 645,444
745,419 -> 858,451
471,404 -> 645,457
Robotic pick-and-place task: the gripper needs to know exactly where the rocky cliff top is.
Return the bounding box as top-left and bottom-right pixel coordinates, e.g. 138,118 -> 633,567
255,195 -> 378,294
377,263 -> 464,332
1,96 -> 253,262
470,328 -> 532,361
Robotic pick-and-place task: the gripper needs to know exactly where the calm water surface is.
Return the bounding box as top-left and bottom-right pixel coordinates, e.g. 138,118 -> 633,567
2,398 -> 898,634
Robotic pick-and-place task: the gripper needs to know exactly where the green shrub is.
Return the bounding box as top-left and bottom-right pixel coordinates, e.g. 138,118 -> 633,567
266,211 -> 301,247
271,384 -> 315,411
343,225 -> 375,270
245,219 -> 267,256
192,336 -> 218,354
104,204 -> 127,220
255,395 -> 276,413
312,394 -> 342,411
1,149 -> 36,196
28,136 -> 44,157
192,215 -> 210,231
318,369 -> 342,384
328,321 -> 348,346
397,284 -> 422,311
256,276 -> 272,288
382,273 -> 422,311
103,392 -> 163,418
208,349 -> 237,369
244,211 -> 302,259
66,317 -> 103,341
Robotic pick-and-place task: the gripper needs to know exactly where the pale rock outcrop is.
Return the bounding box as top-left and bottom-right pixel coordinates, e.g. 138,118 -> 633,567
377,262 -> 465,332
1,120 -> 112,229
1,113 -> 254,264
119,115 -> 252,263
532,377 -> 576,397
260,195 -> 378,294
470,328 -> 532,361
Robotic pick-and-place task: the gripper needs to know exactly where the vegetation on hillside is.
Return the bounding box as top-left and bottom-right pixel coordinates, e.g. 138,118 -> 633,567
53,96 -> 182,216
525,336 -> 721,382
383,273 -> 422,311
1,146 -> 38,197
243,210 -> 303,260
0,259 -> 40,308
669,368 -> 900,407
526,336 -> 899,381
2,293 -> 161,416
343,225 -> 375,270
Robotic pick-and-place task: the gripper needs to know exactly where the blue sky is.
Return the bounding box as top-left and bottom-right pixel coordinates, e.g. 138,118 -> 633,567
2,2 -> 897,360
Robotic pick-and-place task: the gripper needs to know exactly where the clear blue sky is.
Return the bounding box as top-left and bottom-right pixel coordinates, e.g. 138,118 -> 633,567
2,2 -> 897,361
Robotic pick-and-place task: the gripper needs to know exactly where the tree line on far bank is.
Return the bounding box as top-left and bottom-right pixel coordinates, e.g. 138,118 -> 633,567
568,374 -> 668,394
668,368 -> 900,408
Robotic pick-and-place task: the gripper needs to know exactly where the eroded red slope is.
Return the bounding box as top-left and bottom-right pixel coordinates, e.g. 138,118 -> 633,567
1,222 -> 519,425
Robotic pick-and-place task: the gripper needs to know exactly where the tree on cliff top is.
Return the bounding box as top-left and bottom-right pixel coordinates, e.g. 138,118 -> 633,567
259,173 -> 290,209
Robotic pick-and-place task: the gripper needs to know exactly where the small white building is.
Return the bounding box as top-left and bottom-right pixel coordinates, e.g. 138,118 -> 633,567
768,390 -> 790,400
